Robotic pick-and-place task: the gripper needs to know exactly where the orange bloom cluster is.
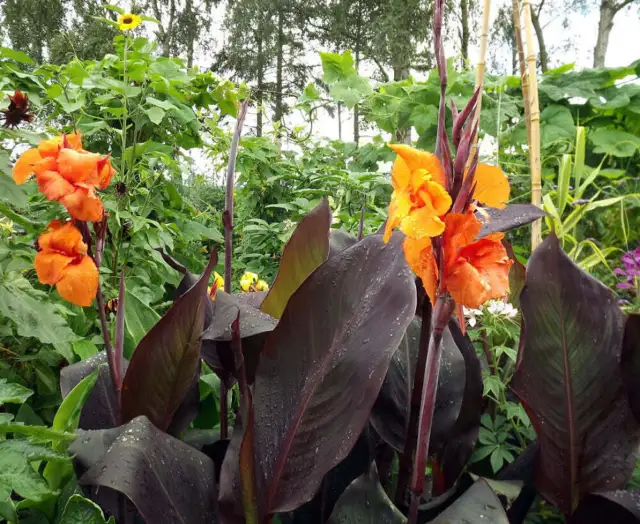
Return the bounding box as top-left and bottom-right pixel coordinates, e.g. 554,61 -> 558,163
34,221 -> 99,307
13,133 -> 115,222
385,145 -> 513,309
12,133 -> 113,307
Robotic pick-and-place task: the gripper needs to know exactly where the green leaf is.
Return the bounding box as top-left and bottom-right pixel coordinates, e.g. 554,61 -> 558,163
544,63 -> 576,75
124,287 -> 162,347
0,47 -> 35,65
0,378 -> 33,405
329,75 -> 371,108
0,440 -> 68,463
145,106 -> 165,125
103,4 -> 125,14
320,50 -> 355,84
72,340 -> 99,360
147,97 -> 178,111
0,451 -> 55,503
540,105 -> 575,147
0,422 -> 76,442
556,154 -> 572,216
589,128 -> 640,158
0,171 -> 29,208
58,494 -> 115,524
181,220 -> 224,243
0,278 -> 79,347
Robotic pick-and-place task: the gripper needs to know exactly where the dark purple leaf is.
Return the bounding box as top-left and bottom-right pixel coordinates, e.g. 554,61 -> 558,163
261,198 -> 331,318
327,464 -> 407,524
234,291 -> 268,308
431,318 -> 483,493
71,416 -> 218,524
511,234 -> 640,515
121,251 -> 217,431
328,229 -> 358,259
60,352 -> 129,430
476,204 -> 548,238
223,232 -> 416,517
573,490 -> 640,523
166,360 -> 202,436
369,318 -> 465,454
278,425 -> 375,524
429,478 -> 509,523
621,315 -> 640,424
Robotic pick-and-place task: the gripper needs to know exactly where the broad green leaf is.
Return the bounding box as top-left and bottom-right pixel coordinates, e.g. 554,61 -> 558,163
72,340 -> 99,360
573,126 -> 586,189
330,75 -> 372,108
0,378 -> 33,404
0,171 -> 28,208
145,106 -> 165,125
52,369 -> 99,435
540,105 -> 575,146
181,220 -> 224,243
589,128 -> 640,158
124,287 -> 161,347
0,46 -> 34,64
320,50 -> 355,83
0,451 -> 55,503
261,199 -> 331,319
103,4 -> 125,14
0,422 -> 76,442
0,440 -> 68,463
58,494 -> 115,524
147,97 -> 178,111
0,279 -> 79,347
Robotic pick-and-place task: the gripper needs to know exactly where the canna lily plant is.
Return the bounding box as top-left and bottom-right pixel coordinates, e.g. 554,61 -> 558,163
7,1 -> 640,524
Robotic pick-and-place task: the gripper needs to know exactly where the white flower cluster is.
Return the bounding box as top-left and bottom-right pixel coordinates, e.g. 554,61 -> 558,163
463,300 -> 518,328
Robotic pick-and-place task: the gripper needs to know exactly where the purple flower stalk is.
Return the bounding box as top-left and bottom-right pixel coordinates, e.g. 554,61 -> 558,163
615,245 -> 640,293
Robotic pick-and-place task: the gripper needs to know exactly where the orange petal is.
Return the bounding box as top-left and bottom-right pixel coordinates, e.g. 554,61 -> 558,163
446,260 -> 490,309
383,189 -> 412,242
98,159 -> 115,189
390,154 -> 411,191
38,221 -> 87,255
12,148 -> 42,184
400,206 -> 446,239
38,137 -> 62,158
442,212 -> 483,267
55,255 -> 99,307
459,237 -> 512,301
57,149 -> 102,185
32,156 -> 58,176
36,171 -> 75,201
59,187 -> 104,222
34,251 -> 73,285
469,164 -> 510,209
65,132 -> 84,151
403,236 -> 438,304
423,180 -> 452,216
388,144 -> 446,188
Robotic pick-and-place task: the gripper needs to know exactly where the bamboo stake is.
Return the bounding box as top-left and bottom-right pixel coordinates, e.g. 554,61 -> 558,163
512,0 -> 531,145
468,0 -> 492,164
522,0 -> 542,250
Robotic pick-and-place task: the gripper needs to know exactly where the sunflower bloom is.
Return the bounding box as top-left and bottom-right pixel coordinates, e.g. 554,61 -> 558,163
34,221 -> 99,307
383,144 -> 451,242
117,13 -> 142,31
404,212 -> 512,309
12,133 -> 114,222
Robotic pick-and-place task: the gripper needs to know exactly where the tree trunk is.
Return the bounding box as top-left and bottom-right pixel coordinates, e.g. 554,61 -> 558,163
274,8 -> 285,126
530,5 -> 548,72
593,0 -> 617,68
393,66 -> 411,144
460,0 -> 470,66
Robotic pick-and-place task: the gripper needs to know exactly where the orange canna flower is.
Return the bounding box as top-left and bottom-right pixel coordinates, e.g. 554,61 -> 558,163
467,163 -> 510,209
34,221 -> 99,307
403,212 -> 512,309
384,144 -> 452,242
12,133 -> 114,222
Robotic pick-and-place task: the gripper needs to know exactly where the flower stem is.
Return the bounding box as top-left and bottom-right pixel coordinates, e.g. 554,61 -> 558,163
394,299 -> 432,507
408,296 -> 454,524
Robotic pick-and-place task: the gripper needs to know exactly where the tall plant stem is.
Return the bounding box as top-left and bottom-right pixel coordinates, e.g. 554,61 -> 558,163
408,296 -> 454,524
220,99 -> 249,439
512,0 -> 531,145
467,0 -> 492,166
523,0 -> 542,250
394,300 -> 432,506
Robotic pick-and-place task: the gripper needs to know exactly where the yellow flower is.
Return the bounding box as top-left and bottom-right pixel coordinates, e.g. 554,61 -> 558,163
213,272 -> 225,292
255,279 -> 269,291
117,13 -> 142,31
240,271 -> 259,292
